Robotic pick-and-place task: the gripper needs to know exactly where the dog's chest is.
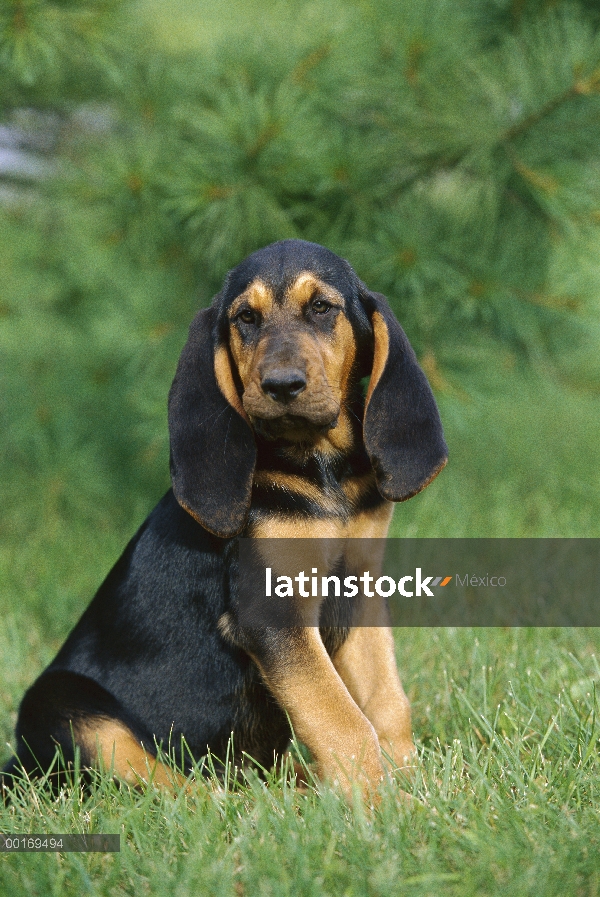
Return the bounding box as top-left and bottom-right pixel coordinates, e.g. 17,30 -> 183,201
246,442 -> 389,538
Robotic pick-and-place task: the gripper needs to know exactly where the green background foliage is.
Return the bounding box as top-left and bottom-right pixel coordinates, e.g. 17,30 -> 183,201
1,1 -> 600,894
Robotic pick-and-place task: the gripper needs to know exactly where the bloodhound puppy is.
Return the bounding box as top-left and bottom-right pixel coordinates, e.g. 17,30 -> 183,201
3,239 -> 447,799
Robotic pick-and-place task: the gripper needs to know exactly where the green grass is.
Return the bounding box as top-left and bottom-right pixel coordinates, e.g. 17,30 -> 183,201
2,258 -> 600,894
2,378 -> 600,897
2,0 -> 600,884
391,363 -> 600,538
1,630 -> 599,896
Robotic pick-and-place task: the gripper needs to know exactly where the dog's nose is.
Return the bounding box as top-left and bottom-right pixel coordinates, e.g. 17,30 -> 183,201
261,369 -> 307,403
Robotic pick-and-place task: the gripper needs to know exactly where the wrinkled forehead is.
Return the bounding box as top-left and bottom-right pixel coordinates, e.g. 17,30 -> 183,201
222,240 -> 360,307
227,273 -> 346,319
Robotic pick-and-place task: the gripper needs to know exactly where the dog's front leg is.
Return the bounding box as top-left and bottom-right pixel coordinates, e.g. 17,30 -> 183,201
332,626 -> 416,772
245,626 -> 385,800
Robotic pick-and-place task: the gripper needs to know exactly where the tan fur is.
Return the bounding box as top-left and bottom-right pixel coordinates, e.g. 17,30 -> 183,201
249,627 -> 385,797
342,471 -> 378,506
346,502 -> 395,539
248,498 -> 410,796
227,281 -> 275,390
239,329 -> 339,428
316,410 -> 353,453
194,268 -> 436,798
228,279 -> 274,318
77,717 -> 185,789
253,470 -> 341,511
214,344 -> 249,421
226,272 -> 357,442
365,311 -> 389,407
332,628 -> 415,770
250,508 -> 382,539
251,514 -> 346,541
285,273 -> 345,311
250,506 -> 393,541
331,314 -> 357,402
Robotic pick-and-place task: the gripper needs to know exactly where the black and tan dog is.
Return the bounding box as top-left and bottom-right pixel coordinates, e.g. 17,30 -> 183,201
3,239 -> 447,799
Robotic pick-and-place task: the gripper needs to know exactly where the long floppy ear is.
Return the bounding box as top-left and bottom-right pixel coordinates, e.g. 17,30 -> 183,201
360,289 -> 448,501
168,304 -> 256,538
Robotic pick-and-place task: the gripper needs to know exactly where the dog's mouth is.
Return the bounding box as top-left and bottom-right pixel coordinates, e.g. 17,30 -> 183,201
250,413 -> 339,442
242,384 -> 340,442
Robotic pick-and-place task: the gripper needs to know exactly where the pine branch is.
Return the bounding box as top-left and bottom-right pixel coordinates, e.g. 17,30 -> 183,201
501,66 -> 600,144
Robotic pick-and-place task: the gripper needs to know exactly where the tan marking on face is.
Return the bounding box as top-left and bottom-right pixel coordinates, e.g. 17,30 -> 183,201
76,717 -> 186,790
365,311 -> 389,408
227,281 -> 274,391
296,331 -> 334,408
243,305 -> 355,439
248,277 -> 350,403
333,313 -> 357,396
238,326 -> 341,427
282,295 -> 356,404
285,272 -> 345,311
228,273 -> 360,450
229,327 -> 261,394
273,410 -> 353,457
214,344 -> 249,421
304,410 -> 354,455
314,312 -> 356,415
228,279 -> 274,318
326,410 -> 354,451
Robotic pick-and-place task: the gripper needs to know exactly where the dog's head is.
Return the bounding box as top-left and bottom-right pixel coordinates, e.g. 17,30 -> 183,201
168,240 -> 447,537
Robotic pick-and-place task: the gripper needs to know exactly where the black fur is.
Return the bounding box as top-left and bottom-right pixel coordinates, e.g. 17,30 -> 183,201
2,239 -> 447,792
360,288 -> 448,501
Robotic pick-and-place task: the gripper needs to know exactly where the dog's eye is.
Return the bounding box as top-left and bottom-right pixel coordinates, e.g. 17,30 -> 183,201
238,308 -> 257,325
311,298 -> 330,314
